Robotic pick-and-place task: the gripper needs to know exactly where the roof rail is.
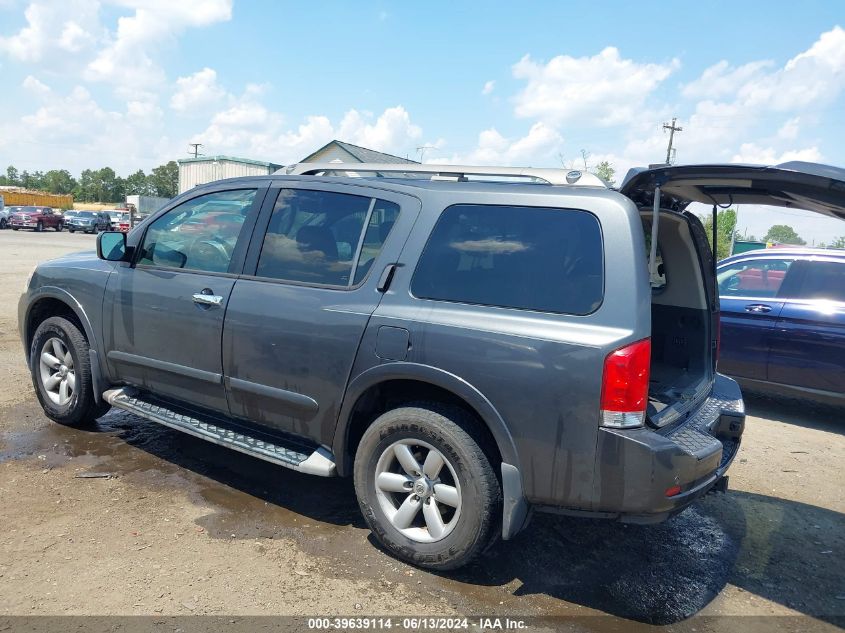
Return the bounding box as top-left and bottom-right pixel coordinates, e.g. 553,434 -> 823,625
279,162 -> 608,187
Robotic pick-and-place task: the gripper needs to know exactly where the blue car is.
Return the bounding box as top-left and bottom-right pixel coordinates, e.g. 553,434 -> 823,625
717,248 -> 845,405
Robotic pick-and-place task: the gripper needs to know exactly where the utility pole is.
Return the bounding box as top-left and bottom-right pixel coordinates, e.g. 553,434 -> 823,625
662,117 -> 683,165
416,145 -> 436,163
188,143 -> 203,158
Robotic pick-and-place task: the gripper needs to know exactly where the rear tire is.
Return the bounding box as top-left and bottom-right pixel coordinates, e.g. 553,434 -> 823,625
0,218 -> 6,229
29,316 -> 111,427
353,404 -> 501,571
12,227 -> 19,231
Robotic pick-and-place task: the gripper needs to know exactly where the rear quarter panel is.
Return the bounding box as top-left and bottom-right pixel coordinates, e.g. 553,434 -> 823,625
349,187 -> 650,508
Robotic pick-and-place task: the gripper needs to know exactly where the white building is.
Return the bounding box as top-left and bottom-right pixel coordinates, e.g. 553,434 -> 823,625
177,141 -> 416,194
177,156 -> 282,194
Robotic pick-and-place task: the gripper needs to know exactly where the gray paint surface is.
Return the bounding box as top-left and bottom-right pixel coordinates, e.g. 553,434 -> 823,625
19,169 -> 751,524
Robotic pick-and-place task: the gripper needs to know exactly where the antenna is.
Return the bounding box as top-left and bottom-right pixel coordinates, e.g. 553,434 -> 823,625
188,143 -> 203,158
416,145 -> 436,163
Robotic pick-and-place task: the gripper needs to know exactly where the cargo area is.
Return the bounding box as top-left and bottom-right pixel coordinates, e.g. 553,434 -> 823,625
642,210 -> 713,425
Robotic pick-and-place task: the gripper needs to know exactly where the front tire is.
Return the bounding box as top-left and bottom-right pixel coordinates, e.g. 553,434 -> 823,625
354,404 -> 501,571
29,316 -> 110,427
36,221 -> 44,232
55,222 -> 63,232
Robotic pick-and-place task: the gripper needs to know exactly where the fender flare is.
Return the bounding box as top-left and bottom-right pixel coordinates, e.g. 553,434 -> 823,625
333,362 -> 521,476
23,286 -> 106,402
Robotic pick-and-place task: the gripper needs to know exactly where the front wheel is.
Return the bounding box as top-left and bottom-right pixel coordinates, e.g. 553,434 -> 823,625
354,404 -> 501,571
30,316 -> 111,427
36,221 -> 44,232
0,218 -> 6,229
69,228 -> 75,233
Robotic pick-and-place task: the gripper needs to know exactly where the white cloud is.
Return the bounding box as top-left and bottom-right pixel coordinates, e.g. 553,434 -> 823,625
777,117 -> 801,141
731,143 -> 822,165
0,0 -> 102,63
681,60 -> 774,100
192,102 -> 423,165
85,0 -> 232,94
512,47 -> 679,126
170,67 -> 227,112
431,122 -> 563,166
481,80 -> 495,96
22,75 -> 50,97
337,106 -> 422,152
683,26 -> 845,113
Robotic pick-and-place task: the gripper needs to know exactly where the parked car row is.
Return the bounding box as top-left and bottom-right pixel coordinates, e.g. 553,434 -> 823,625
0,207 -> 132,233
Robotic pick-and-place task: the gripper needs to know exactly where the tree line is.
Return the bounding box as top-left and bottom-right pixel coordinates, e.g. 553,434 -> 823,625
701,208 -> 844,259
0,162 -> 178,203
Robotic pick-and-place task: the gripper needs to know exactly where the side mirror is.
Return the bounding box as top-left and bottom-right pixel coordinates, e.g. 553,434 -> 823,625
97,231 -> 128,262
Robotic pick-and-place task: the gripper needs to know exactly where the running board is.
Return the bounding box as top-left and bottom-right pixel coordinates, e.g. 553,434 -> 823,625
102,387 -> 336,476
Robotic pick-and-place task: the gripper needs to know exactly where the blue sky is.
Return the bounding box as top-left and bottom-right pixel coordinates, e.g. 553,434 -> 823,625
1,1 -> 844,242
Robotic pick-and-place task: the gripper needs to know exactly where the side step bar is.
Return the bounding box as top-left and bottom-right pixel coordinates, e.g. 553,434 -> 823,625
103,387 -> 336,476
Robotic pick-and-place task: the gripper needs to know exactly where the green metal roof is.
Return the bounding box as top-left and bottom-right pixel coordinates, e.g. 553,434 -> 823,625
177,155 -> 282,169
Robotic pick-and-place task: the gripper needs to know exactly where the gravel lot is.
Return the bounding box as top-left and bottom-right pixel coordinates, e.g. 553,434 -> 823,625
0,229 -> 842,631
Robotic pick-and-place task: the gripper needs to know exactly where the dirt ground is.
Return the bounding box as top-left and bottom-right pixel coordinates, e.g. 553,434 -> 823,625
0,229 -> 842,631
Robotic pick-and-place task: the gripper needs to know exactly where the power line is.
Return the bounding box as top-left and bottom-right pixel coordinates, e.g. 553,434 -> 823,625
663,117 -> 683,165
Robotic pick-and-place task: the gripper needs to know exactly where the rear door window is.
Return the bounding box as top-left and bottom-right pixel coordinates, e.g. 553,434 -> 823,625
794,260 -> 845,302
411,204 -> 604,315
717,258 -> 794,298
255,189 -> 400,287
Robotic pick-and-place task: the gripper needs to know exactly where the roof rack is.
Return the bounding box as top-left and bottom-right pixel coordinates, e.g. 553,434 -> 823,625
280,162 -> 608,187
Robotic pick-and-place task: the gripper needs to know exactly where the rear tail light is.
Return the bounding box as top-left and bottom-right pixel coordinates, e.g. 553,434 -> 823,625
600,338 -> 651,429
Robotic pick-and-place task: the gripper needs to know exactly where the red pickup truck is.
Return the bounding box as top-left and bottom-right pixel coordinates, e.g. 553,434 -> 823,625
9,206 -> 64,231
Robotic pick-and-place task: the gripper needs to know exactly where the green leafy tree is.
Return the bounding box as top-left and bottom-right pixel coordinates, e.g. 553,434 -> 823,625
125,169 -> 152,196
593,160 -> 616,186
764,224 -> 806,245
701,208 -> 737,260
74,169 -> 95,202
148,161 -> 178,198
4,166 -> 20,186
829,235 -> 845,250
42,169 -> 77,194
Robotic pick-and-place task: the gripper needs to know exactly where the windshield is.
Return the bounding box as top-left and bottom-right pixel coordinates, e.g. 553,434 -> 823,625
76,211 -> 97,218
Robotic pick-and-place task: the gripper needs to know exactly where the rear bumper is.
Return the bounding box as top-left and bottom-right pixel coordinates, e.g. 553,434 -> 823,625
538,374 -> 744,523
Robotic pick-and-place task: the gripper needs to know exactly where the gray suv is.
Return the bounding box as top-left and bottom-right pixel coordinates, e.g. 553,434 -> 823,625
30,160 -> 835,571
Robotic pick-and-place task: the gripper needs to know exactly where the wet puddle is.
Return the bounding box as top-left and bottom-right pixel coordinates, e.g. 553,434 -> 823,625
0,400 -> 364,545
0,400 -> 757,623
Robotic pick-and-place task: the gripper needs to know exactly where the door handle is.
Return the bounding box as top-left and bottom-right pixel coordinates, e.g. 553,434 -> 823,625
745,303 -> 772,313
192,292 -> 224,306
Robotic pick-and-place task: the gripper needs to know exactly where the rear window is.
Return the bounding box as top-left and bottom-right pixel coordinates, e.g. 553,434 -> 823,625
412,204 -> 604,315
796,260 -> 845,302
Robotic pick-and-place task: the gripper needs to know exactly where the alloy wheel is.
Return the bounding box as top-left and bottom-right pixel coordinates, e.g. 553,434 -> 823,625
38,337 -> 76,406
374,439 -> 462,543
